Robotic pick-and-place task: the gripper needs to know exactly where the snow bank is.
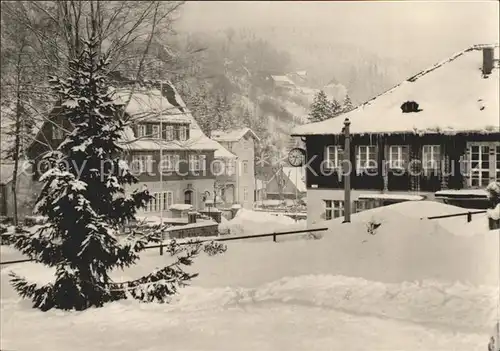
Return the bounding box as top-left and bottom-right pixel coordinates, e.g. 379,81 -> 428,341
177,275 -> 496,332
366,200 -> 468,219
218,209 -> 306,236
1,200 -> 497,350
487,204 -> 500,220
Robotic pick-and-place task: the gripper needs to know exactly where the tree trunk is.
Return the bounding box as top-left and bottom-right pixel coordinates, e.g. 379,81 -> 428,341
12,91 -> 22,227
11,41 -> 26,227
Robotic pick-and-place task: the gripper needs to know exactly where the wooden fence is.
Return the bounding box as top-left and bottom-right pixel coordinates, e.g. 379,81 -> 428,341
0,209 -> 492,265
424,210 -> 487,222
0,227 -> 328,265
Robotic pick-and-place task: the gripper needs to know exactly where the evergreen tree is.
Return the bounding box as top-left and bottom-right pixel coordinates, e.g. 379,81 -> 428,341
308,90 -> 341,122
342,94 -> 354,113
9,37 -> 225,311
331,98 -> 343,117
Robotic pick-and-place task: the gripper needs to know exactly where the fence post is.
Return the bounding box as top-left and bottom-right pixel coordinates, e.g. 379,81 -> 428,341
159,228 -> 164,256
273,233 -> 277,242
467,212 -> 472,223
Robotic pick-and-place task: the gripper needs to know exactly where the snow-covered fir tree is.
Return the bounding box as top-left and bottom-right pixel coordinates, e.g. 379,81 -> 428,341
331,98 -> 343,117
309,90 -> 342,122
9,36 -> 225,311
342,94 -> 354,113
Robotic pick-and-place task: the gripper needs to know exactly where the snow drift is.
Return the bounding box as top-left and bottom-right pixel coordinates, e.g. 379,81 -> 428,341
218,209 -> 306,236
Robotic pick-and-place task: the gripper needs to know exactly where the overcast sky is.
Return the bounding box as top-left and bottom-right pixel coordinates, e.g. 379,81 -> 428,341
177,1 -> 499,61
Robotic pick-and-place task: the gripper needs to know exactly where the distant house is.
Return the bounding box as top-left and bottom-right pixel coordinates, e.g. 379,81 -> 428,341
211,128 -> 260,209
257,166 -> 306,203
287,70 -> 308,84
0,161 -> 40,219
269,75 -> 296,92
26,79 -> 229,217
292,44 -> 500,225
211,142 -> 238,207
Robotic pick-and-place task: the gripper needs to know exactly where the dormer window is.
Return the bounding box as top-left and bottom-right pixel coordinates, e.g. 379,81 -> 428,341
164,125 -> 173,141
137,124 -> 147,138
401,101 -> 421,113
179,126 -> 187,141
152,125 -> 160,138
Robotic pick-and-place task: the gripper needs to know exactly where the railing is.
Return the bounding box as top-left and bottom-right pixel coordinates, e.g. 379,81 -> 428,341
424,210 -> 487,222
0,227 -> 328,266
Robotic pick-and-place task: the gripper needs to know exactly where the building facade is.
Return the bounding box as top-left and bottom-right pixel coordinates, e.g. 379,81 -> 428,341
292,44 -> 500,225
212,128 -> 259,209
27,80 -> 229,218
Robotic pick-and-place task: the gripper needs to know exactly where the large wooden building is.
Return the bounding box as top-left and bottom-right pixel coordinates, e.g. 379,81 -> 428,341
292,44 -> 500,225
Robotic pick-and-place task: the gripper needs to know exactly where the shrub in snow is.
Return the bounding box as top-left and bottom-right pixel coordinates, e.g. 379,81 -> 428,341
366,220 -> 382,235
486,182 -> 500,229
486,181 -> 500,208
487,204 -> 500,221
8,37 -> 225,312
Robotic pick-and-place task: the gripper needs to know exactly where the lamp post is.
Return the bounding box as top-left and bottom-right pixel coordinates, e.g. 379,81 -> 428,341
159,81 -> 164,255
343,118 -> 351,223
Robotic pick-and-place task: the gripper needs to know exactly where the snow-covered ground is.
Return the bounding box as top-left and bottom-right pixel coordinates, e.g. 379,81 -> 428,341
1,201 -> 499,350
218,208 -> 307,237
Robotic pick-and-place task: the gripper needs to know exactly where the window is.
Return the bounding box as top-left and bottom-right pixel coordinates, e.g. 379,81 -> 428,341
496,146 -> 500,181
145,191 -> 173,212
179,126 -> 187,141
137,124 -> 147,138
189,154 -> 206,171
131,154 -> 153,173
325,146 -> 344,169
164,125 -> 174,141
227,160 -> 236,175
213,160 -> 223,175
243,187 -> 248,201
52,124 -> 64,140
152,125 -> 160,138
242,161 -> 248,174
356,146 -> 377,170
184,190 -> 193,205
388,145 -> 409,169
422,145 -> 441,171
324,200 -> 344,220
161,153 -> 180,172
469,145 -> 491,187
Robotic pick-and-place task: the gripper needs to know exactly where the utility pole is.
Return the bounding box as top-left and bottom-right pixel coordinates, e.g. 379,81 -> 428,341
343,118 -> 351,223
159,81 -> 164,255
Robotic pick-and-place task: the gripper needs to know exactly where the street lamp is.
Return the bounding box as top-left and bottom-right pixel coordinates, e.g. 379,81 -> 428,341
343,118 -> 351,223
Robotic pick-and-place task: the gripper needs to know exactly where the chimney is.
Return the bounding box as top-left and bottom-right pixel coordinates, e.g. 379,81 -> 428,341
482,47 -> 494,75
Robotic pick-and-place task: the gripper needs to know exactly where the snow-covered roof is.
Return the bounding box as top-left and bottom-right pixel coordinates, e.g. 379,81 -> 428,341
113,87 -> 191,124
358,194 -> 425,201
211,128 -> 260,142
115,85 -> 228,152
270,75 -> 296,86
293,44 -> 500,136
169,204 -> 193,211
281,167 -> 306,193
214,145 -> 237,159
